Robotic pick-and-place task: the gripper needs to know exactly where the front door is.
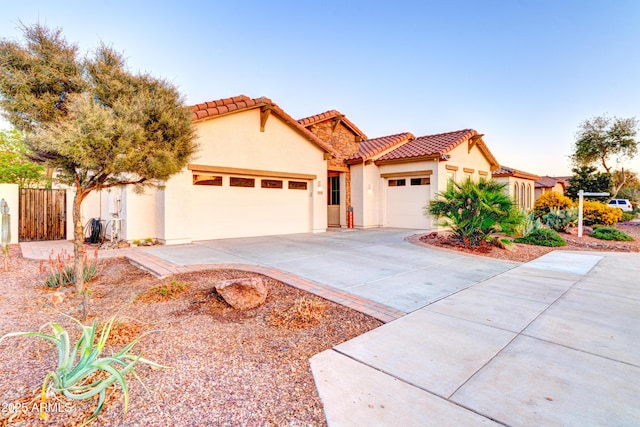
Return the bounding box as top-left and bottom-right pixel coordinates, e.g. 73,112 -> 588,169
327,173 -> 340,227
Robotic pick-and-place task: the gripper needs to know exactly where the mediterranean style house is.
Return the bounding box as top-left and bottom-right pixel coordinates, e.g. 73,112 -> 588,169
492,166 -> 540,211
80,95 -> 505,244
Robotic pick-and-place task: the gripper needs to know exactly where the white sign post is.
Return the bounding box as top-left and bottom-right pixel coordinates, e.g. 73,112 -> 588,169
577,190 -> 610,237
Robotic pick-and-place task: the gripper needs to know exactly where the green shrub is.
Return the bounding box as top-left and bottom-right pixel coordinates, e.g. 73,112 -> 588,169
582,200 -> 622,226
0,316 -> 168,424
589,226 -> 634,241
427,178 -> 519,248
533,192 -> 573,219
621,212 -> 636,222
514,228 -> 567,247
542,207 -> 578,232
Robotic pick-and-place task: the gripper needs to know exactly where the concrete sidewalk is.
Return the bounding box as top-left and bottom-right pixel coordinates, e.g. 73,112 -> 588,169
310,251 -> 640,426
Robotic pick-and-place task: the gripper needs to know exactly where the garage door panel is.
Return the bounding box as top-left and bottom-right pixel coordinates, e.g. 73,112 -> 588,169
386,179 -> 431,229
191,177 -> 311,239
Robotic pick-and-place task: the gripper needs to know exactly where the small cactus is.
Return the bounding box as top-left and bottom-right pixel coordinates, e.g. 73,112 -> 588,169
543,207 -> 578,232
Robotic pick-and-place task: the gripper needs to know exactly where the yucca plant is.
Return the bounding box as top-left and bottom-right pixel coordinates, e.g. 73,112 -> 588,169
508,210 -> 543,238
0,316 -> 168,424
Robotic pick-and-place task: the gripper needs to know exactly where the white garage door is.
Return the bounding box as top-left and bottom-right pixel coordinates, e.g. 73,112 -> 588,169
386,177 -> 431,229
191,174 -> 312,239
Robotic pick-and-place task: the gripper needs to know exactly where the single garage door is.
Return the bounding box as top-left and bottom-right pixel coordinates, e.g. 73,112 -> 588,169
386,177 -> 431,229
191,173 -> 312,239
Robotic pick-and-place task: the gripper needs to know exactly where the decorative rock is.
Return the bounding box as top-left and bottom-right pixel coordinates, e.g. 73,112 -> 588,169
51,292 -> 64,306
214,277 -> 268,310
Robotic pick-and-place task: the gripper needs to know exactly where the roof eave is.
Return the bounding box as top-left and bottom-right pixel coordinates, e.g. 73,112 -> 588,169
374,155 -> 439,166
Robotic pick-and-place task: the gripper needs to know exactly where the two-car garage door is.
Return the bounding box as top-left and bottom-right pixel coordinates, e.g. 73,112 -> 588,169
191,172 -> 312,239
386,176 -> 431,229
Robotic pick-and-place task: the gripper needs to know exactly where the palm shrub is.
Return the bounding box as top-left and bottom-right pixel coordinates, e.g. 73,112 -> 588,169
427,178 -> 519,248
0,316 -> 168,424
543,207 -> 578,232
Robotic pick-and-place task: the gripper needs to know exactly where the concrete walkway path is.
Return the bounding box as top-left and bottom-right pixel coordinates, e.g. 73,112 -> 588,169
311,251 -> 640,426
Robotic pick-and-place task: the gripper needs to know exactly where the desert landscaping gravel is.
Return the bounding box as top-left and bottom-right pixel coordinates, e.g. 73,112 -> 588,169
0,247 -> 381,426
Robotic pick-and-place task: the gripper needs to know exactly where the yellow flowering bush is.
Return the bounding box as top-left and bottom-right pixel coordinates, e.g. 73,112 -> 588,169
582,200 -> 622,226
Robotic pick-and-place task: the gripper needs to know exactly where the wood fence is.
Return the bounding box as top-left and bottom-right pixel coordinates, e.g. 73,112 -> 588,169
18,188 -> 67,241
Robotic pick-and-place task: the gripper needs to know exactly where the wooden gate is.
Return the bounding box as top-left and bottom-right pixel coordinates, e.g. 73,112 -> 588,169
19,188 -> 67,241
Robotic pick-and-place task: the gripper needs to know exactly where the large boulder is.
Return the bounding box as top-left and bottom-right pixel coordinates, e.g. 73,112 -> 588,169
214,277 -> 268,310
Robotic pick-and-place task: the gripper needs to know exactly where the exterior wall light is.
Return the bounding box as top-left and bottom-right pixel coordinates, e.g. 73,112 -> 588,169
317,180 -> 324,194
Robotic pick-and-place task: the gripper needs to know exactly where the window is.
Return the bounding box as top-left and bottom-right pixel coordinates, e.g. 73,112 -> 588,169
527,184 -> 532,209
193,174 -> 222,186
447,171 -> 456,182
514,183 -> 519,207
288,181 -> 307,190
521,184 -> 526,209
388,179 -> 406,187
230,177 -> 255,188
329,176 -> 340,205
410,177 -> 430,185
261,179 -> 283,189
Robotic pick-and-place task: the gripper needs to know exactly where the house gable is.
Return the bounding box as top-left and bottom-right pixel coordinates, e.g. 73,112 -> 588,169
298,110 -> 367,169
192,95 -> 337,157
373,129 -> 499,170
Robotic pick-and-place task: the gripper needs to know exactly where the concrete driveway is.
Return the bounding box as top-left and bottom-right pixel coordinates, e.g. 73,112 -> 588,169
142,228 -> 516,313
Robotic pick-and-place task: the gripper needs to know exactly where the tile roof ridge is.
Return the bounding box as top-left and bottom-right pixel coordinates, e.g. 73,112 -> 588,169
414,128 -> 476,139
297,109 -> 341,124
363,131 -> 415,142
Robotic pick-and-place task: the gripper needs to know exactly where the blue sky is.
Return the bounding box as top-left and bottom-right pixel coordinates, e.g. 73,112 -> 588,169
1,0 -> 639,176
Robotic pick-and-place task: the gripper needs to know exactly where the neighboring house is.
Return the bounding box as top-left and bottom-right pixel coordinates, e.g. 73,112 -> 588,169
83,95 -> 501,243
534,176 -> 567,199
492,166 -> 540,211
298,110 -> 368,228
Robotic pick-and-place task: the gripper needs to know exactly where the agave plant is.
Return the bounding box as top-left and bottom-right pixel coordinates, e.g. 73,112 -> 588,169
0,316 -> 168,424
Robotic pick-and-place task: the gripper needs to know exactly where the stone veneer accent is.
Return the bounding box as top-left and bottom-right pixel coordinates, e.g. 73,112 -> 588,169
307,120 -> 361,215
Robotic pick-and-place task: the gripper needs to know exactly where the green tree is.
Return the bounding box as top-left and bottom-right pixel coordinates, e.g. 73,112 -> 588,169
571,115 -> 638,173
612,169 -> 638,201
427,178 -> 519,248
570,115 -> 638,197
565,166 -> 613,200
0,128 -> 47,187
0,24 -> 197,308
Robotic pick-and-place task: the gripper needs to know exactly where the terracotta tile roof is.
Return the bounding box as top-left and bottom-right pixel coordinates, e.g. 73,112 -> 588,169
535,175 -> 567,189
298,110 -> 368,139
492,165 -> 540,181
374,129 -> 499,169
344,132 -> 415,164
190,95 -> 337,156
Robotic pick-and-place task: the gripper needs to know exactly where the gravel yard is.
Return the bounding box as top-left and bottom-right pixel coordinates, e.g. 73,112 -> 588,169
417,221 -> 640,263
0,247 -> 381,426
